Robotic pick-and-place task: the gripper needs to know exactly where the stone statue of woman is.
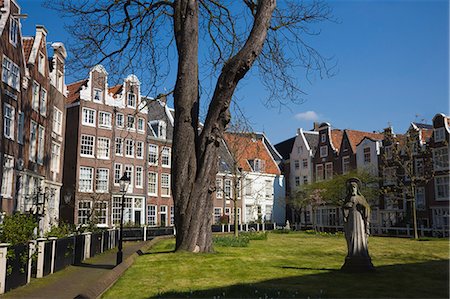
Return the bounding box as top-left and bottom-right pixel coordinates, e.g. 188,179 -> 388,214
341,178 -> 375,272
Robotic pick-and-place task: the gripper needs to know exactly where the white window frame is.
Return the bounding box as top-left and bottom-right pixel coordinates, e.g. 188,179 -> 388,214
137,118 -> 145,133
321,133 -> 326,143
29,121 -> 38,162
265,180 -> 272,199
161,173 -> 170,197
78,201 -> 92,225
97,137 -> 110,159
316,164 -> 324,182
37,125 -> 45,165
53,108 -> 63,135
114,163 -> 123,185
224,179 -> 232,199
435,175 -> 449,201
136,141 -> 144,159
415,186 -> 426,211
98,111 -> 112,128
161,147 -> 171,168
135,166 -> 143,188
80,135 -> 95,157
51,142 -> 61,173
434,127 -> 445,142
79,167 -> 94,192
9,17 -> 19,46
93,88 -> 103,102
32,81 -> 40,111
127,115 -> 135,131
125,139 -> 134,158
82,107 -> 96,127
148,172 -> 158,196
127,92 -> 136,108
38,52 -> 46,75
2,56 -> 20,90
3,103 -> 15,140
40,88 -> 47,116
320,146 -> 328,158
216,178 -> 223,198
148,144 -> 158,165
294,160 -> 300,170
1,155 -> 14,198
96,168 -> 109,193
116,113 -> 124,128
433,147 -> 449,171
115,137 -> 123,156
363,147 -> 371,164
147,205 -> 157,226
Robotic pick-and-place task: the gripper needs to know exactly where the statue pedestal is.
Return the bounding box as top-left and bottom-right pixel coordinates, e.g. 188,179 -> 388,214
341,256 -> 375,273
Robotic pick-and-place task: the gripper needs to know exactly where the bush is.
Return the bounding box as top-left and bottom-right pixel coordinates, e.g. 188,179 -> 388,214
213,235 -> 249,247
45,222 -> 76,238
272,229 -> 291,234
0,213 -> 37,245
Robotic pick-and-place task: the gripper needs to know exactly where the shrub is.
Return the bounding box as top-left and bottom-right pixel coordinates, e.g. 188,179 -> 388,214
272,229 -> 291,234
45,222 -> 76,238
0,213 -> 37,245
213,235 -> 249,247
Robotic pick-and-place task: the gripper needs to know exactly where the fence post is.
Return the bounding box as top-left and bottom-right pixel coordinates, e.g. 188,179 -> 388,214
257,223 -> 260,231
262,223 -> 265,231
36,238 -> 46,278
406,224 -> 411,237
227,224 -> 231,233
245,223 -> 248,232
143,226 -> 147,241
0,243 -> 10,294
82,232 -> 92,260
48,237 -> 57,274
221,224 -> 224,233
27,241 -> 36,284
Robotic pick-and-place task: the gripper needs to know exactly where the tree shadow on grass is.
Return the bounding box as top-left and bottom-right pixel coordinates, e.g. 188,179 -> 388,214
149,260 -> 449,298
75,263 -> 115,270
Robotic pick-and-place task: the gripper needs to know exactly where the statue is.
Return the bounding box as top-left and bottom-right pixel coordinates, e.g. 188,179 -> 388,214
341,178 -> 375,272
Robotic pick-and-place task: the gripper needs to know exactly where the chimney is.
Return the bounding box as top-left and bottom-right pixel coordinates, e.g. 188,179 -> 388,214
157,94 -> 167,105
313,122 -> 320,131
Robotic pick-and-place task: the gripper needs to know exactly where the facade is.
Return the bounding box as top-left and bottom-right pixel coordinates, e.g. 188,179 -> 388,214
313,123 -> 343,182
62,66 -> 148,227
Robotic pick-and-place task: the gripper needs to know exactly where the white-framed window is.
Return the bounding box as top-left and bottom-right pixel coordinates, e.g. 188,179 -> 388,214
79,167 -> 94,192
127,92 -> 136,108
214,208 -> 222,224
148,172 -> 158,196
78,201 -> 92,225
17,111 -> 24,144
265,205 -> 273,222
148,144 -> 158,165
415,158 -> 424,177
53,108 -> 63,135
80,135 -> 95,157
342,156 -> 350,174
124,165 -> 134,191
3,103 -> 15,140
294,160 -> 300,170
40,88 -> 47,116
385,145 -> 393,159
435,175 -> 449,201
249,159 -> 265,172
236,179 -> 241,199
125,139 -> 134,157
115,138 -> 123,156
170,206 -> 175,226
93,88 -> 103,102
1,155 -> 14,198
383,167 -> 397,186
415,187 -> 426,210
96,168 -> 109,192
38,52 -> 46,75
94,201 -> 108,225
56,69 -> 64,93
320,146 -> 328,158
325,162 -> 333,180
114,163 -> 122,185
29,121 -> 38,162
135,166 -> 143,188
321,133 -> 326,143
51,142 -> 61,173
160,205 -> 168,227
161,147 -> 170,167
82,107 -> 96,126
161,173 -> 170,197
364,147 -> 371,164
9,17 -> 19,46
136,141 -> 144,159
265,180 -> 272,198
137,118 -> 145,132
147,205 -> 157,226
32,81 -> 40,111
295,176 -> 300,186
127,115 -> 135,130
112,196 -> 132,225
97,137 -> 110,159
98,111 -> 112,128
433,147 -> 449,171
37,125 -> 45,165
2,56 -> 20,90
434,127 -> 446,142
150,120 -> 167,139
316,164 -> 324,182
216,178 -> 223,198
244,179 -> 252,196
224,179 -> 232,198
302,158 -> 308,169
116,113 -> 124,128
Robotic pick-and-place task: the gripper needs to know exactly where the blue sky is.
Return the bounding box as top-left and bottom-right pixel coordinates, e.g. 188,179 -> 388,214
19,0 -> 449,144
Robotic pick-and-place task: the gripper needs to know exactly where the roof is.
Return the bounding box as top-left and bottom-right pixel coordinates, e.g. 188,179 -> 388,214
274,137 -> 295,160
412,122 -> 433,130
345,130 -> 384,152
66,79 -> 88,104
22,37 -> 34,62
331,129 -> 344,152
224,133 -> 281,175
304,131 -> 319,154
109,84 -> 123,97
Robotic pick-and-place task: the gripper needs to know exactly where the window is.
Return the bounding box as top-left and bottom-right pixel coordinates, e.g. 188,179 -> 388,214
40,88 -> 47,116
2,56 -> 20,90
96,168 -> 109,192
79,167 -> 94,192
114,163 -> 122,185
136,141 -> 144,159
127,115 -> 135,130
29,121 -> 38,162
147,205 -> 157,226
383,167 -> 396,186
224,179 -> 232,198
435,175 -> 449,201
115,138 -> 123,156
160,206 -> 168,227
148,172 -> 158,195
364,147 -> 371,164
150,120 -> 166,139
265,180 -> 272,198
32,81 -> 40,111
124,165 -> 134,190
53,108 -> 63,135
125,139 -> 134,157
82,108 -> 96,126
80,135 -> 95,157
342,156 -> 350,174
244,179 -> 252,196
37,126 -> 45,165
148,144 -> 158,165
9,18 -> 18,46
433,147 -> 449,171
320,146 -> 328,158
321,133 -> 326,143
303,176 -> 308,184
127,93 -> 136,108
161,147 -> 171,167
214,208 -> 222,224
434,127 -> 446,142
265,205 -> 273,222
161,173 -> 170,196
415,187 -> 426,210
302,159 -> 308,169
216,178 -> 223,198
38,52 -> 46,75
137,118 -> 145,132
316,164 -> 324,182
116,113 -> 124,128
385,145 -> 393,159
415,158 -> 424,177
99,111 -> 112,128
136,167 -> 143,188
170,206 -> 175,226
236,179 -> 241,199
294,160 -> 300,170
1,156 -> 14,197
51,143 -> 61,173
3,103 -> 14,140
249,159 -> 265,172
97,137 -> 110,159
93,89 -> 103,102
17,111 -> 24,144
78,201 -> 92,225
56,70 -> 64,93
94,201 -> 108,225
295,176 -> 300,186
112,196 -> 132,225
325,163 -> 333,180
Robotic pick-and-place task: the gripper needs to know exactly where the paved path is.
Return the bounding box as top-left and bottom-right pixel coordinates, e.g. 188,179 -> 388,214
2,240 -> 154,299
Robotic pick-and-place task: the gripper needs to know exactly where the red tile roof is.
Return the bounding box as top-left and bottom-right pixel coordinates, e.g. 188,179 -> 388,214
346,130 -> 384,152
224,133 -> 281,175
22,37 -> 34,62
66,79 -> 88,104
421,129 -> 433,143
331,129 -> 343,152
109,84 -> 123,97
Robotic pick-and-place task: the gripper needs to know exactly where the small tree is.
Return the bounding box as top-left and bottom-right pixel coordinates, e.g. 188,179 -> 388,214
0,213 -> 37,245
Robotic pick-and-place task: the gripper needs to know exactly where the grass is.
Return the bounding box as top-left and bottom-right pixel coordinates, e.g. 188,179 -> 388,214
103,232 -> 449,298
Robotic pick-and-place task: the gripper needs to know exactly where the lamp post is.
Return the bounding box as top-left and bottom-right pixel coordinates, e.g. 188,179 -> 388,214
116,172 -> 131,265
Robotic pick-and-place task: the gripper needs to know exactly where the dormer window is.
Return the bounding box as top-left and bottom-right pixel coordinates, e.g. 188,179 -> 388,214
321,133 -> 326,143
434,127 -> 445,142
248,159 -> 265,173
320,145 -> 328,158
93,89 -> 103,102
38,52 -> 46,75
150,120 -> 166,139
9,18 -> 19,46
127,92 -> 136,108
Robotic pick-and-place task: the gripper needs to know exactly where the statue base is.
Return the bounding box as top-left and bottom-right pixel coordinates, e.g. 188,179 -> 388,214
341,256 -> 375,273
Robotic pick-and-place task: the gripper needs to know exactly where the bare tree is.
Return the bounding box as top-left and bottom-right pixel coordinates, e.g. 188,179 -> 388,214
52,0 -> 333,252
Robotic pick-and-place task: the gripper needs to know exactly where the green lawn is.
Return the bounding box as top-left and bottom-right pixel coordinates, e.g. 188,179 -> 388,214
103,232 -> 449,298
